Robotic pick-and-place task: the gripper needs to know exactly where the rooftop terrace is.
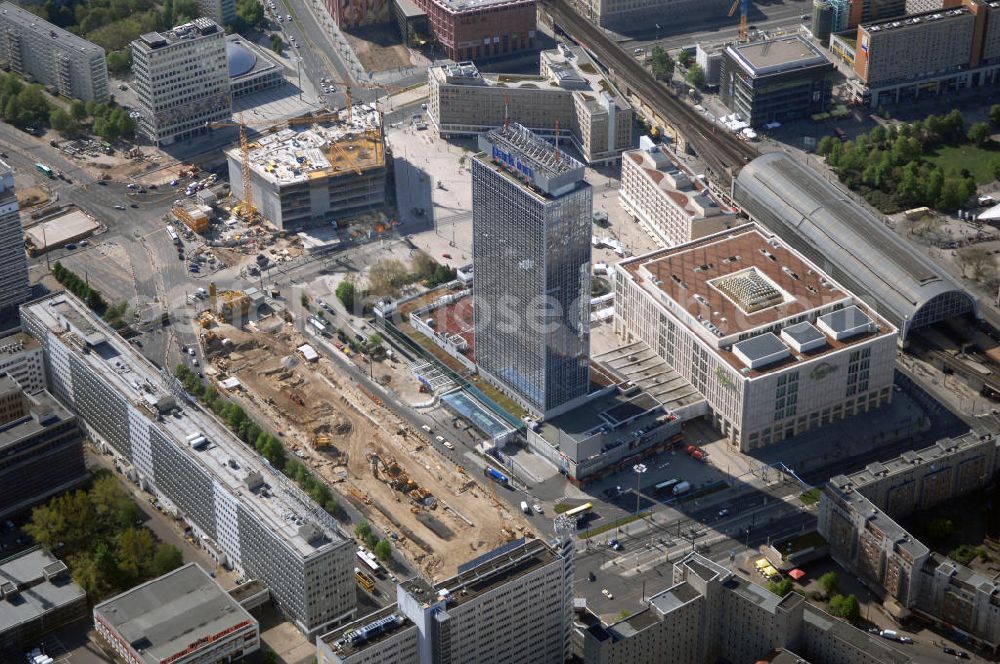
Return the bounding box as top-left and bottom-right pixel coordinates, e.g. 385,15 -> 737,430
621,224 -> 894,375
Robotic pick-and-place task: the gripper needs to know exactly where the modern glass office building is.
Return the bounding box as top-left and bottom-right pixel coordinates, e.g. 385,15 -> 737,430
471,124 -> 592,419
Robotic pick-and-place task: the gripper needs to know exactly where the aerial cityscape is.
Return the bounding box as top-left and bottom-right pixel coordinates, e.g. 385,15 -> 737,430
3,0 -> 1000,661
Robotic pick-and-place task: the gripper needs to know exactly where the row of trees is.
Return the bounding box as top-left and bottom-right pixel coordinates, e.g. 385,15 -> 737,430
817,109 -> 981,212
25,473 -> 184,600
52,262 -> 108,313
51,100 -> 136,142
354,521 -> 392,561
650,46 -> 704,87
0,74 -> 50,129
173,365 -> 341,517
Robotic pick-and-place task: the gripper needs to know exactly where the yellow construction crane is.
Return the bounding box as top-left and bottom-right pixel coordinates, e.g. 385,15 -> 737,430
210,109 -> 377,222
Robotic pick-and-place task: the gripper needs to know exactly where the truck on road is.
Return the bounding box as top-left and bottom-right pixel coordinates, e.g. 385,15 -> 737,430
484,467 -> 509,486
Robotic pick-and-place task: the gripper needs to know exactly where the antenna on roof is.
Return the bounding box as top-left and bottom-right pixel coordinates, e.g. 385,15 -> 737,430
554,119 -> 561,161
503,94 -> 510,131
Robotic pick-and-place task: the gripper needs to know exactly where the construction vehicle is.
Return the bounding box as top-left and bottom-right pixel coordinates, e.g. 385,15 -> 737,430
727,0 -> 750,41
314,434 -> 333,448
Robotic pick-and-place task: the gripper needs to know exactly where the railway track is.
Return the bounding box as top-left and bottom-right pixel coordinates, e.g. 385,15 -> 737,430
542,0 -> 758,182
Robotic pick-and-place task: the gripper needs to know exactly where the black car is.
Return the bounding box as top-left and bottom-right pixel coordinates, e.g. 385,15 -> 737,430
958,653 -> 970,660
97,180 -> 107,186
944,647 -> 957,655
130,203 -> 139,208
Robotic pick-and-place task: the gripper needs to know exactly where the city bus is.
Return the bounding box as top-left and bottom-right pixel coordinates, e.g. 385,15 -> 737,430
562,502 -> 593,519
654,479 -> 681,495
34,163 -> 53,179
356,548 -> 384,576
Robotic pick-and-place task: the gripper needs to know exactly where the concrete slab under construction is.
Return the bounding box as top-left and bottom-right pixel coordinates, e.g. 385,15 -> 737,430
226,104 -> 388,231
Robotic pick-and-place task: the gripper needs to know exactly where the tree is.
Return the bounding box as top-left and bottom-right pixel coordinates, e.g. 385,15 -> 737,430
944,108 -> 965,142
367,258 -> 410,298
938,178 -> 966,211
106,49 -> 132,75
817,135 -> 834,156
992,104 -> 1000,127
49,109 -> 78,135
335,280 -> 356,312
650,45 -> 674,80
115,527 -> 156,583
958,246 -> 996,282
374,539 -> 391,561
968,122 -> 992,147
233,0 -> 265,30
678,50 -> 694,67
269,34 -> 284,53
70,100 -> 87,121
355,521 -> 372,542
685,63 -> 705,88
828,594 -> 860,621
768,578 -> 794,597
152,542 -> 184,576
819,571 -> 840,598
410,250 -> 437,279
367,332 -> 383,353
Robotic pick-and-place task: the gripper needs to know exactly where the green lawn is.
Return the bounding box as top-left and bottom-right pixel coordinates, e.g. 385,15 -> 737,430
800,488 -> 822,506
927,143 -> 1000,184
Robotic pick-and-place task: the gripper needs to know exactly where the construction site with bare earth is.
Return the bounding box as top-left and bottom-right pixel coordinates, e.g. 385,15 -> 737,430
199,314 -> 532,580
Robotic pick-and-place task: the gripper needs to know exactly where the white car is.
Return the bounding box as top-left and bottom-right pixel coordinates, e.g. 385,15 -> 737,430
421,425 -> 431,433
532,504 -> 543,514
435,435 -> 444,442
443,441 -> 454,450
114,204 -> 126,210
188,348 -> 196,356
286,14 -> 292,20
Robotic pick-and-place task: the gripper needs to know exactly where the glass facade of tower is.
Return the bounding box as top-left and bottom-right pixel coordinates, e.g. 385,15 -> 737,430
472,125 -> 592,418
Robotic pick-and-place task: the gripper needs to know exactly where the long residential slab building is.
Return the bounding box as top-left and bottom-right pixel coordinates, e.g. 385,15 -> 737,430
20,293 -> 357,636
0,2 -> 109,103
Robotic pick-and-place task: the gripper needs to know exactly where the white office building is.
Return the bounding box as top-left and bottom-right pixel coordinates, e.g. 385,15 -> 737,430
619,141 -> 738,247
615,223 -> 898,451
0,2 -> 109,103
21,293 -> 356,636
131,19 -> 231,146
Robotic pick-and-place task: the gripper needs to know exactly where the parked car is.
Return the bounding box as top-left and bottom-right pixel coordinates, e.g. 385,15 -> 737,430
443,441 -> 454,450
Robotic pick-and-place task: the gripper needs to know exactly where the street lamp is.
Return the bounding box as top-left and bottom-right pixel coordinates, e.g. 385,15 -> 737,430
633,463 -> 647,516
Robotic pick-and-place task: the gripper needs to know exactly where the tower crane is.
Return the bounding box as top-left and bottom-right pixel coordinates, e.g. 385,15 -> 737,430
728,0 -> 750,42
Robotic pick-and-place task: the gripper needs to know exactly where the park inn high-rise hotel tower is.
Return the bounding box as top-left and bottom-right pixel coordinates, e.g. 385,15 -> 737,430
472,124 -> 593,419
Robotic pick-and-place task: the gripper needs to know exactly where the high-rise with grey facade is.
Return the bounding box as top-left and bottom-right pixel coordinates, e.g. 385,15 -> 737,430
20,292 -> 357,636
0,160 -> 29,316
197,0 -> 237,25
0,2 -> 109,103
131,19 -> 231,146
472,124 -> 593,419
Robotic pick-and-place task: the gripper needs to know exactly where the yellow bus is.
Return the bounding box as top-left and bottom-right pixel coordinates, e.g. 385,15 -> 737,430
563,502 -> 593,519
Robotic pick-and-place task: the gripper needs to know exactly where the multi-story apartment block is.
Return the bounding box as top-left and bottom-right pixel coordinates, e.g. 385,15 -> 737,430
226,108 -> 386,230
819,432 -> 1000,649
131,19 -> 232,146
94,563 -> 259,664
619,140 -> 737,247
0,374 -> 86,521
848,0 -> 1000,106
720,36 -> 835,126
734,153 -> 975,340
0,332 -> 45,394
575,0 -> 731,31
197,0 -> 237,25
472,124 -> 593,419
615,223 -> 897,450
318,537 -> 573,664
0,160 -> 29,317
0,2 -> 109,103
428,47 -> 634,165
20,293 -> 356,636
574,553 -> 914,664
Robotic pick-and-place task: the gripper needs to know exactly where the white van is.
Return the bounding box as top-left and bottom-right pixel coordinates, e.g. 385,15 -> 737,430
520,501 -> 531,514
